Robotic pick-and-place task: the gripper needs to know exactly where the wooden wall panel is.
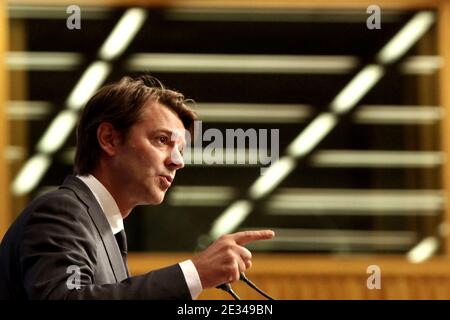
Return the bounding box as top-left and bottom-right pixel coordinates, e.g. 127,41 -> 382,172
439,0 -> 450,255
128,253 -> 450,299
0,0 -> 11,239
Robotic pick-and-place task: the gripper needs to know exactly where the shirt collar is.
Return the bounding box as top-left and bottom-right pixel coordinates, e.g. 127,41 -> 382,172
77,174 -> 124,235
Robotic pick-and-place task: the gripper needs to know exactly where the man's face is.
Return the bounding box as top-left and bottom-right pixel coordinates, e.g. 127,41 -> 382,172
111,101 -> 186,206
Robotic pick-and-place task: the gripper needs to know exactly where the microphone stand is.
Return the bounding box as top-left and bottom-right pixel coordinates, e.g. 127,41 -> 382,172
239,273 -> 274,300
216,273 -> 275,300
216,283 -> 241,300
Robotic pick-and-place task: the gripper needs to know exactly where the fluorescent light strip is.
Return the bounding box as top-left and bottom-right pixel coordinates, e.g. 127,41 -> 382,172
168,186 -> 235,206
245,228 -> 416,251
99,8 -> 147,61
6,52 -> 82,71
355,105 -> 442,124
5,146 -> 25,162
407,237 -> 439,263
248,241 -> 412,251
7,101 -> 52,120
128,54 -> 357,74
6,100 -> 442,124
401,55 -> 443,75
311,150 -> 444,168
267,189 -> 444,214
36,110 -> 78,154
165,8 -> 405,23
377,11 -> 435,65
330,64 -> 384,114
195,103 -> 442,125
249,156 -> 296,200
66,61 -> 111,110
8,5 -> 112,19
287,112 -> 337,157
185,148 -> 270,167
168,186 -> 443,214
11,154 -> 51,196
209,200 -> 253,239
267,205 -> 440,216
6,51 -> 440,74
194,103 -> 311,123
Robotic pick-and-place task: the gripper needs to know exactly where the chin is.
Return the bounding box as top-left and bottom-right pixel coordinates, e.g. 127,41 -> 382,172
147,191 -> 165,205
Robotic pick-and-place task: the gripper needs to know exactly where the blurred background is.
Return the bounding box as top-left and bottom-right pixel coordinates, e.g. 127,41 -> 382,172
1,0 -> 450,299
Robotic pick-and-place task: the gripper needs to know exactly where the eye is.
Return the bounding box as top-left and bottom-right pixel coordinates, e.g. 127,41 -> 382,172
158,135 -> 169,144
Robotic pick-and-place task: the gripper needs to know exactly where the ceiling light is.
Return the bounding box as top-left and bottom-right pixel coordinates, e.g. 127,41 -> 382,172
311,150 -> 444,168
98,8 -> 147,61
287,112 -> 337,157
407,237 -> 439,263
127,53 -> 357,74
376,11 -> 435,64
36,110 -> 78,154
11,154 -> 51,196
249,156 -> 296,200
66,61 -> 110,110
6,52 -> 82,71
209,200 -> 253,239
330,64 -> 384,114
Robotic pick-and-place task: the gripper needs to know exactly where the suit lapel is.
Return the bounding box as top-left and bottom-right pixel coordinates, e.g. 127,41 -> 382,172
60,175 -> 128,282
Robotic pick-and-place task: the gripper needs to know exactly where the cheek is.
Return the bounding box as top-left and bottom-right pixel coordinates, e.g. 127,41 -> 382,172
145,144 -> 167,162
140,148 -> 166,174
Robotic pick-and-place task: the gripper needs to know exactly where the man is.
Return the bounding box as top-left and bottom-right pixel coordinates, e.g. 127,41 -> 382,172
0,75 -> 274,299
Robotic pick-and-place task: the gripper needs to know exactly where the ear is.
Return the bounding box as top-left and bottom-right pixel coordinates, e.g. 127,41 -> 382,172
97,122 -> 121,157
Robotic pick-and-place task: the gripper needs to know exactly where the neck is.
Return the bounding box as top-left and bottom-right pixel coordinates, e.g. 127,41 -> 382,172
90,167 -> 134,219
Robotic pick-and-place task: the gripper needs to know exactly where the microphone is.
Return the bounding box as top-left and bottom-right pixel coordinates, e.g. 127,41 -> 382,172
216,283 -> 241,300
216,273 -> 275,300
239,272 -> 274,300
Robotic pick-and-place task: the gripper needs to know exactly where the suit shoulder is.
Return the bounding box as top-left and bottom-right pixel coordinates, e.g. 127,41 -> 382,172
31,187 -> 86,209
23,188 -> 91,225
2,187 -> 95,257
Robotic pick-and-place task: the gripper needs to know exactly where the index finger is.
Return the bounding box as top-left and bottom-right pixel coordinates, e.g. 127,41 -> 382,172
231,230 -> 275,246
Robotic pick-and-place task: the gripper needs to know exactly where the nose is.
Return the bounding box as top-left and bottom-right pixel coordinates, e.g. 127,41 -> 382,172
167,146 -> 185,170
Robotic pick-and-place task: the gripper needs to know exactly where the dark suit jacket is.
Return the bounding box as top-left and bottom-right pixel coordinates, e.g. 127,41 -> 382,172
0,176 -> 191,300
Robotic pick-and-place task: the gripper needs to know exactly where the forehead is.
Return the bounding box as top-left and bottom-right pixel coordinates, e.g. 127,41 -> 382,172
139,101 -> 187,141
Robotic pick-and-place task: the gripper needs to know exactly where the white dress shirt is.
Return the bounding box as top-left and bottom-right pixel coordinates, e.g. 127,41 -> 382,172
77,174 -> 203,299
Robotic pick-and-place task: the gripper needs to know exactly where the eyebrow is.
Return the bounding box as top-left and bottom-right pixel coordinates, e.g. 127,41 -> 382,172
153,129 -> 187,146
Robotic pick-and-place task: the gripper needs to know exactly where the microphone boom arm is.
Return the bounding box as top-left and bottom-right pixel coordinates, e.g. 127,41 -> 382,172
240,273 -> 274,300
216,273 -> 275,300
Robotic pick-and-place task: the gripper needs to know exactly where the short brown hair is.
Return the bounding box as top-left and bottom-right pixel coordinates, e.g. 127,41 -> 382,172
73,75 -> 198,175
